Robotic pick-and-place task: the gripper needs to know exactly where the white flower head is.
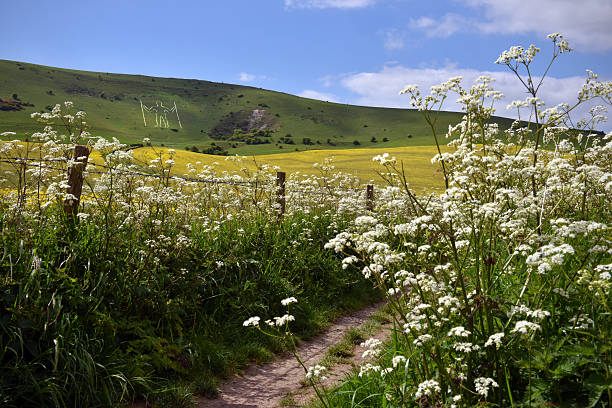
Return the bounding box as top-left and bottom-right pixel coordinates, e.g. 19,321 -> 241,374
414,379 -> 441,399
448,326 -> 471,337
511,320 -> 541,334
392,355 -> 407,368
273,314 -> 295,327
281,296 -> 298,306
243,316 -> 260,327
474,377 -> 499,398
306,364 -> 327,381
484,332 -> 505,349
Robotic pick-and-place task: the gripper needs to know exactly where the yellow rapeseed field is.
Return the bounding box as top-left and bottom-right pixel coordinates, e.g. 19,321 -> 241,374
0,141 -> 448,192
133,146 -> 448,192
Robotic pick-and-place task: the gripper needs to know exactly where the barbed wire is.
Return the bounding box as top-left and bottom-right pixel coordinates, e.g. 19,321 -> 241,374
0,156 -> 69,163
86,163 -> 267,186
0,159 -> 67,172
285,181 -> 363,194
1,157 -> 267,186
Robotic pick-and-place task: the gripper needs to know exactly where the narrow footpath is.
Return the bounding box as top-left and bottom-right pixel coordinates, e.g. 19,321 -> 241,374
198,302 -> 388,408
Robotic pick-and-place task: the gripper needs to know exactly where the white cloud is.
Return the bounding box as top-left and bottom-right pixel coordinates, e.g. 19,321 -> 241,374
284,0 -> 376,9
410,13 -> 467,38
239,72 -> 256,82
299,89 -> 340,102
410,0 -> 612,52
319,74 -> 337,87
383,29 -> 405,51
470,0 -> 612,52
340,64 -> 610,130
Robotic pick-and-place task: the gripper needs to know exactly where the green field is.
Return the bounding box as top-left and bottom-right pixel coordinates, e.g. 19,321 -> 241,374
0,59 -> 516,155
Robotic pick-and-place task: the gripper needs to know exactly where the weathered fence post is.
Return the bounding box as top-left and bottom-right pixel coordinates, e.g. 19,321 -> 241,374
366,184 -> 374,212
63,145 -> 90,222
17,161 -> 27,208
276,171 -> 286,220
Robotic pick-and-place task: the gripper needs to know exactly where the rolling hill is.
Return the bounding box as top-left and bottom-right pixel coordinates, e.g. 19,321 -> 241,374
0,59 -> 515,155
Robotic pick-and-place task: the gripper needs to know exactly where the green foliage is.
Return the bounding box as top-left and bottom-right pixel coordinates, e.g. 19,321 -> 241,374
200,144 -> 228,155
0,203 -> 377,406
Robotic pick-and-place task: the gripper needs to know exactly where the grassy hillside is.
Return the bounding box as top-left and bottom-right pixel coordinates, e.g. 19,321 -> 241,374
0,59 -> 515,155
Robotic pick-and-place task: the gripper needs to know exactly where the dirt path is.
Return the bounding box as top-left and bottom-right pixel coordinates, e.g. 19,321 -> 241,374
197,302 -> 387,408
287,320 -> 392,407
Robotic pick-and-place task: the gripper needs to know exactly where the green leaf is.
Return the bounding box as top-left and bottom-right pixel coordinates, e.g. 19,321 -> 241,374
552,356 -> 586,378
584,373 -> 611,408
561,343 -> 597,357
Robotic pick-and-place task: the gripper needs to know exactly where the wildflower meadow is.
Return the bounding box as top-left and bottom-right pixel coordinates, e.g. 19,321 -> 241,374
1,33 -> 611,408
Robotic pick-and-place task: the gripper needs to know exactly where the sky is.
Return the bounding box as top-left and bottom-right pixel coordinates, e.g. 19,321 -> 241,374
2,0 -> 612,128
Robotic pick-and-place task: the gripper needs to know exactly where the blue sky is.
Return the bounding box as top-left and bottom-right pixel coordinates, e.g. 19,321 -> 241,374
2,0 -> 611,126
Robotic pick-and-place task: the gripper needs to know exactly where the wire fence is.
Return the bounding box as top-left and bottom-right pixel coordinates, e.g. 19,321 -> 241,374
0,157 -> 366,192
0,148 -> 375,215
0,156 -> 263,186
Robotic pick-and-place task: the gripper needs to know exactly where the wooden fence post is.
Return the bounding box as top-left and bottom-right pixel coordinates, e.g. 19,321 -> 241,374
18,161 -> 27,208
366,184 -> 374,212
276,171 -> 286,220
63,145 -> 90,222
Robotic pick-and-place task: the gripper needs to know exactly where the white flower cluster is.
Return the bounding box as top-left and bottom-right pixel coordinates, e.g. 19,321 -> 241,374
243,316 -> 260,327
413,334 -> 433,347
511,320 -> 541,335
265,314 -> 295,327
392,355 -> 407,368
373,153 -> 396,165
568,314 -> 594,330
448,326 -> 471,338
474,377 -> 499,398
495,44 -> 541,64
414,379 -> 441,399
577,264 -> 612,294
358,363 -> 381,377
453,342 -> 481,353
280,297 -> 298,306
305,364 -> 327,381
360,337 -> 383,359
484,332 -> 505,349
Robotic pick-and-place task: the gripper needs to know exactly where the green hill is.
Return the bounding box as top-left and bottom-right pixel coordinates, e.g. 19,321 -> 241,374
0,59 -> 515,155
